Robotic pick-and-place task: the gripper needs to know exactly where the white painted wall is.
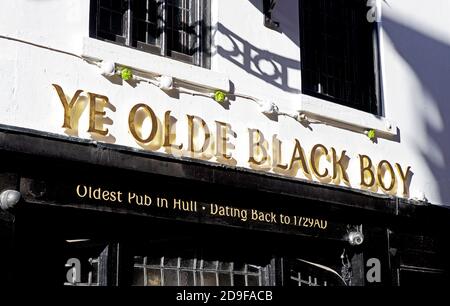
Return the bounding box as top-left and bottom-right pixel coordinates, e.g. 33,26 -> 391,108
0,0 -> 449,206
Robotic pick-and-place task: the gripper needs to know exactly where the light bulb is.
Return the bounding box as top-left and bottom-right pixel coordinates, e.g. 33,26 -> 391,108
0,190 -> 21,211
100,61 -> 116,77
159,75 -> 173,90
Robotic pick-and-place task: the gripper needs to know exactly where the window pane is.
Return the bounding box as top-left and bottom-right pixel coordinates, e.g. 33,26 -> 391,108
180,258 -> 195,268
202,272 -> 217,286
147,269 -> 162,286
163,269 -> 179,286
166,0 -> 197,56
132,267 -> 145,286
132,0 -> 160,46
218,273 -> 232,286
203,260 -> 218,270
219,262 -> 231,271
164,257 -> 179,267
97,0 -> 126,40
179,270 -> 195,286
247,275 -> 260,286
233,274 -> 246,286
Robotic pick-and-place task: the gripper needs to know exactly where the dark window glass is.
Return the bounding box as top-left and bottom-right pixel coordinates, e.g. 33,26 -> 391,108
90,0 -> 209,67
300,0 -> 379,114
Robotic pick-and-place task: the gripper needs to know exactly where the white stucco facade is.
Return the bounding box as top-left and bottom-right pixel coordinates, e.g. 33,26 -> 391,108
0,0 -> 449,206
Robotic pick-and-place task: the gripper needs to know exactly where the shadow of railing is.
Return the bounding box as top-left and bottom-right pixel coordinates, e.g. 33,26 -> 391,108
214,22 -> 301,94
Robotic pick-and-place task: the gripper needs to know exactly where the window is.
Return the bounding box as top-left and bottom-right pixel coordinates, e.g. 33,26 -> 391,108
299,0 -> 380,114
132,254 -> 271,286
63,240 -> 110,286
90,0 -> 211,67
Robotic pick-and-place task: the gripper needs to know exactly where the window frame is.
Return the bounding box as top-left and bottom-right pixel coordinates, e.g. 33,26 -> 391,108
89,0 -> 211,68
298,0 -> 383,116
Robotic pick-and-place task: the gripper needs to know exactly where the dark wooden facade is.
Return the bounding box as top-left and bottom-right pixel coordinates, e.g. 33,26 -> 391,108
0,125 -> 449,286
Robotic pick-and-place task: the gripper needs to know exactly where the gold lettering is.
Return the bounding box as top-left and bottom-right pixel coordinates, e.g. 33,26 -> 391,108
310,144 -> 330,179
248,129 -> 268,165
215,121 -> 235,160
272,135 -> 288,170
128,103 -> 158,143
331,148 -> 350,184
289,139 -> 310,175
395,163 -> 411,197
87,92 -> 110,136
187,115 -> 211,154
52,84 -> 83,129
359,154 -> 376,188
377,160 -> 396,192
163,111 -> 183,150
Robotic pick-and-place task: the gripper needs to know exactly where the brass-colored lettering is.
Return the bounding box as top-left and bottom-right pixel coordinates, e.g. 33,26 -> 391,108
395,163 -> 412,197
377,160 -> 396,192
187,115 -> 211,154
163,111 -> 183,150
128,103 -> 158,143
52,84 -> 83,129
248,129 -> 268,165
289,139 -> 310,175
359,154 -> 376,188
272,135 -> 288,170
310,144 -> 330,179
87,92 -> 110,136
215,121 -> 235,160
331,148 -> 350,184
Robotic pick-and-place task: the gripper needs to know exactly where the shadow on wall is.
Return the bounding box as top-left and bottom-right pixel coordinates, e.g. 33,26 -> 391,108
215,22 -> 300,94
248,0 -> 300,47
383,16 -> 450,205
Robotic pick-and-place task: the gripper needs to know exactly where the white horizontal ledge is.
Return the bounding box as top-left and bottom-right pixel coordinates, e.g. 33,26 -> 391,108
299,95 -> 397,136
81,37 -> 230,92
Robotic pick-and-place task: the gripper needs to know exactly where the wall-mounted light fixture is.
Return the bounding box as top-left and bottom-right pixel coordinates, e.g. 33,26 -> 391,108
99,61 -> 116,77
0,190 -> 21,211
347,225 -> 364,246
158,75 -> 173,91
258,100 -> 278,115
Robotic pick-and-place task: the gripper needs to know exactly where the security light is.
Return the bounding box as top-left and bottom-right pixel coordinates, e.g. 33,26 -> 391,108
348,231 -> 364,246
0,190 -> 21,211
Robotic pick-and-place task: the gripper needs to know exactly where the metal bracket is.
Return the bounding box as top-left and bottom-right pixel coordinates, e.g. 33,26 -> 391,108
263,0 -> 279,30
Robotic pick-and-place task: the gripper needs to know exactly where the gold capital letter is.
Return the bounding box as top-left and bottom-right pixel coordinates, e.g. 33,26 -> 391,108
52,84 -> 83,129
289,139 -> 310,175
163,111 -> 183,150
310,144 -> 329,179
248,129 -> 268,165
377,160 -> 396,192
87,92 -> 110,136
359,154 -> 376,188
331,148 -> 350,184
215,121 -> 235,160
128,103 -> 158,143
395,163 -> 411,197
187,115 -> 211,154
272,135 -> 288,170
